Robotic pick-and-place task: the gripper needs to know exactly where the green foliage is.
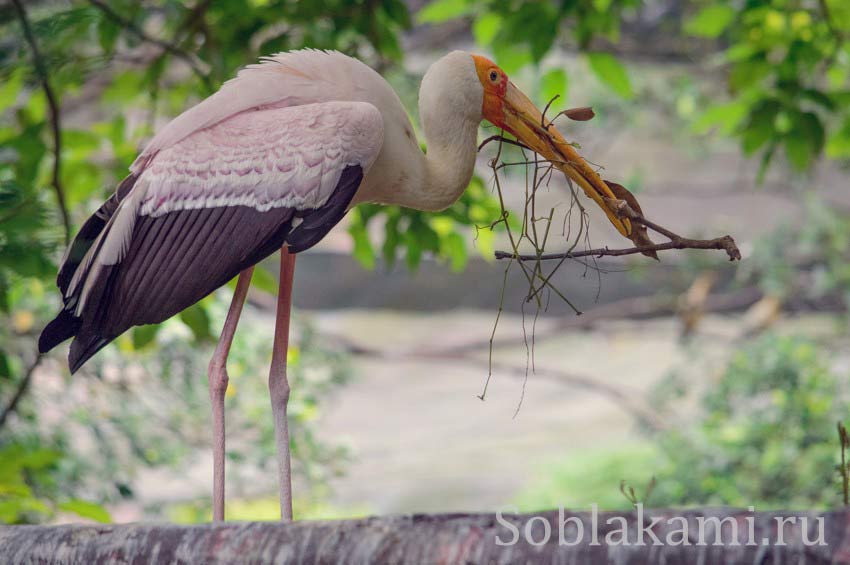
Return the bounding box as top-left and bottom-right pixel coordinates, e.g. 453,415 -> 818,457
420,0 -> 850,176
0,444 -> 111,524
421,0 -> 639,91
0,290 -> 351,524
686,0 -> 850,176
651,335 -> 845,508
742,196 -> 850,307
519,335 -> 848,510
0,0 -> 439,524
586,52 -> 633,99
516,445 -> 659,511
348,176 -> 502,271
684,5 -> 735,38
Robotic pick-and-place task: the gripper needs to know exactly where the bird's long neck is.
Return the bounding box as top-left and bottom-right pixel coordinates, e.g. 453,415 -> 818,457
358,110 -> 480,212
416,117 -> 480,211
352,60 -> 482,212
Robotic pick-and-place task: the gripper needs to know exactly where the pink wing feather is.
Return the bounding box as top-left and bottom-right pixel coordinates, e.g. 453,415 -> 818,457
42,99 -> 383,372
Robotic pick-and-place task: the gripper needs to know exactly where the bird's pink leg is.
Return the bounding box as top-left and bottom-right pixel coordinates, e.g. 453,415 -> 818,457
208,266 -> 254,522
269,247 -> 296,521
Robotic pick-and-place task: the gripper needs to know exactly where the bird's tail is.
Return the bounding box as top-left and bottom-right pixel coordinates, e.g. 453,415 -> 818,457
38,174 -> 138,371
38,310 -> 81,354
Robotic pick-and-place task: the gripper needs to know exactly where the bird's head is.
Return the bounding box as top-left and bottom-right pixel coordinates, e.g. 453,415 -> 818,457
418,51 -> 622,229
469,54 -> 619,211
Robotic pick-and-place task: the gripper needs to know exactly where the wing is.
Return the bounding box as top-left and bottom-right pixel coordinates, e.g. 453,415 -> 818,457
39,101 -> 383,372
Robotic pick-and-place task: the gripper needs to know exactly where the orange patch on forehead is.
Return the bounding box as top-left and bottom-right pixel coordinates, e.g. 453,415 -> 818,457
471,54 -> 508,128
472,55 -> 497,81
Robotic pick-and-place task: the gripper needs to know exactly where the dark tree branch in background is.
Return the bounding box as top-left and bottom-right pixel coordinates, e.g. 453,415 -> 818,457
88,0 -> 213,92
496,199 -> 742,263
10,0 -> 71,245
320,331 -> 665,431
0,354 -> 42,430
819,0 -> 847,47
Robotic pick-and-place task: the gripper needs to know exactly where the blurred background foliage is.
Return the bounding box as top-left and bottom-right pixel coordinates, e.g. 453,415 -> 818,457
518,334 -> 848,510
1,0 -> 850,524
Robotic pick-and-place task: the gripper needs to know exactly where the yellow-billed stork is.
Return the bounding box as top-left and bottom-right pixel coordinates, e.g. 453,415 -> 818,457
39,50 -> 622,521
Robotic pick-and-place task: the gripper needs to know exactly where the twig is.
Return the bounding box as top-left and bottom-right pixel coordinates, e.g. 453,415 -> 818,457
0,354 -> 42,429
478,135 -> 532,152
495,235 -> 740,262
496,199 -> 742,263
11,0 -> 71,244
88,0 -> 213,92
148,0 -> 217,91
838,422 -> 849,506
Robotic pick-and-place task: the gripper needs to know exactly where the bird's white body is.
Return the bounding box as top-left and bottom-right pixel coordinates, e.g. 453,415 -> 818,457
139,102 -> 383,218
65,50 -> 487,316
42,47 -> 587,522
50,48 -> 495,372
132,49 -> 483,212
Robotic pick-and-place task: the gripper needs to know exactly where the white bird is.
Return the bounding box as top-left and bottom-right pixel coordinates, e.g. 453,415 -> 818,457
40,49 -> 620,521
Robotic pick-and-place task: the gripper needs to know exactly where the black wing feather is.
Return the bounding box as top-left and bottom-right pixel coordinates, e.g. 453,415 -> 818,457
40,165 -> 363,373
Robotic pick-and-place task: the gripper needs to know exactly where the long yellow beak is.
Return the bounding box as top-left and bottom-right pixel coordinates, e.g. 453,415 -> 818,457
496,82 -> 632,237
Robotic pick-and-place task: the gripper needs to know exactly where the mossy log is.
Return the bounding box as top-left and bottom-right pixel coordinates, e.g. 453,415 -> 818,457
0,508 -> 845,564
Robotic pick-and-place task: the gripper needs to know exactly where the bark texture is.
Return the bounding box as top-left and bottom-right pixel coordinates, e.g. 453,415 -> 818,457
0,509 -> 847,564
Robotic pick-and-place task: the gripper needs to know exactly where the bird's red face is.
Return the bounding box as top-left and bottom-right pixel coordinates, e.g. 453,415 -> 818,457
472,55 -> 625,234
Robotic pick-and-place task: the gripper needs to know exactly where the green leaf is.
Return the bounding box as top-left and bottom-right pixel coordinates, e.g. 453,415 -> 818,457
404,232 -> 422,271
493,43 -> 533,75
417,0 -> 472,24
251,266 -> 279,294
692,101 -> 749,136
796,111 -> 825,156
102,72 -> 145,105
740,100 -> 780,155
0,68 -> 25,113
179,303 -> 213,342
62,129 -> 101,153
781,111 -> 824,171
800,89 -> 835,111
587,52 -> 633,99
383,0 -> 412,28
473,227 -> 494,260
0,351 -> 10,380
540,68 -> 568,107
97,14 -> 120,54
381,214 -> 401,269
826,118 -> 850,158
58,499 -> 111,523
132,324 -> 159,349
784,136 -> 810,170
351,225 -> 376,269
19,449 -> 61,470
441,232 -> 467,272
473,13 -> 501,45
729,58 -> 770,92
685,5 -> 735,38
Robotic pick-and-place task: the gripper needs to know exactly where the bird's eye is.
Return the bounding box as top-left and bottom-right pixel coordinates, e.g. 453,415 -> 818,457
489,70 -> 499,83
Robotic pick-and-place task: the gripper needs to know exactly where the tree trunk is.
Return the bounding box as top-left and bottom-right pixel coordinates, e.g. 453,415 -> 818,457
1,509 -> 846,563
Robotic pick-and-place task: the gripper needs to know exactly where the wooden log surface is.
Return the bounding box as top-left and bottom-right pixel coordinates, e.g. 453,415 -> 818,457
1,509 -> 848,564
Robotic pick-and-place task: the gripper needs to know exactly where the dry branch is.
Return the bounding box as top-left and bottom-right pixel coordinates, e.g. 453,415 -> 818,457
88,0 -> 213,92
0,354 -> 42,430
10,0 -> 71,244
495,199 -> 742,263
